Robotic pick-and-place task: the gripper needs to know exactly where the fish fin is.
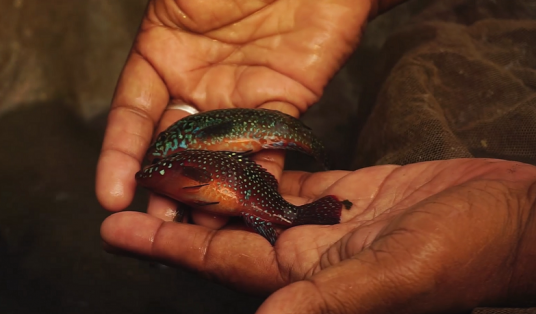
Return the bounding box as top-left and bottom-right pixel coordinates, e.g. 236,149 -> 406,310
196,120 -> 236,138
245,163 -> 279,190
237,158 -> 279,190
341,199 -> 353,210
241,213 -> 279,245
254,167 -> 279,191
193,201 -> 220,206
182,183 -> 209,192
292,195 -> 344,226
223,152 -> 279,190
181,166 -> 212,183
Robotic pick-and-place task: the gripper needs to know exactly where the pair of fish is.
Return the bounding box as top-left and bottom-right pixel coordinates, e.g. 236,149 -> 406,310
136,108 -> 352,245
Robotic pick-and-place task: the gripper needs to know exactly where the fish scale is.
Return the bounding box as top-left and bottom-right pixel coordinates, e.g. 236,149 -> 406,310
146,108 -> 329,168
136,150 -> 351,245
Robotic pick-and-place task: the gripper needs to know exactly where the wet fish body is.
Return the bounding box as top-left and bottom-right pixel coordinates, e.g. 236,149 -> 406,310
136,150 -> 350,245
147,108 -> 329,168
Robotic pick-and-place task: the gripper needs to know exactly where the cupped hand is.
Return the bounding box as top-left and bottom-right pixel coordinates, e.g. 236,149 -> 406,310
95,0 -> 370,227
101,158 -> 536,313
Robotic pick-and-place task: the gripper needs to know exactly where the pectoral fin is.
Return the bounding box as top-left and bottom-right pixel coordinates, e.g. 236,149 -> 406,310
182,183 -> 209,193
193,201 -> 219,206
241,213 -> 278,245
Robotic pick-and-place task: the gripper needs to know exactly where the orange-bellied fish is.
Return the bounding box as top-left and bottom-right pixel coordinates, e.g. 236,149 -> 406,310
146,108 -> 329,168
136,150 -> 352,245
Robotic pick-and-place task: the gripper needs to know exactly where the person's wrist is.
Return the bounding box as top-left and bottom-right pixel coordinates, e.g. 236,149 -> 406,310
507,179 -> 536,307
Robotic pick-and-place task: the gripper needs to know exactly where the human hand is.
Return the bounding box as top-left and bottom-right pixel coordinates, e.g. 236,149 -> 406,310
101,158 -> 536,313
95,0 -> 371,227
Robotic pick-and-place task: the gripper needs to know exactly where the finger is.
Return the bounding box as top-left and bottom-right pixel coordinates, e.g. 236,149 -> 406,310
251,150 -> 286,182
253,101 -> 301,182
146,193 -> 179,221
96,53 -> 169,211
147,191 -> 230,228
153,106 -> 190,138
102,240 -> 156,262
190,211 -> 230,229
259,101 -> 301,118
101,211 -> 284,295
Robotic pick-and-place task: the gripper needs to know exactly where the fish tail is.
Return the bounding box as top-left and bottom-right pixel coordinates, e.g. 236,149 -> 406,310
293,195 -> 349,226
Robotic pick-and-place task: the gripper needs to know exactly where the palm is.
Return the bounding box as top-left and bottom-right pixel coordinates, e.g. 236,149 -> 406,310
102,158 -> 533,296
137,0 -> 360,113
242,158 -> 515,288
96,0 -> 368,213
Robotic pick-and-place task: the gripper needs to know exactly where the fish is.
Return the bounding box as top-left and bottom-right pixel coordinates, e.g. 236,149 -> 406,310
135,150 -> 352,245
146,108 -> 329,168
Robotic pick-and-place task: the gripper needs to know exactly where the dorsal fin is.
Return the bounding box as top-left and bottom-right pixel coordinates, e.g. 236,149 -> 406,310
223,152 -> 279,190
252,164 -> 279,191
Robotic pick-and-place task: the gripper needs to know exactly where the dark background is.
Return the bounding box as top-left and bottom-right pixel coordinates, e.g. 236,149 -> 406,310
0,1 -> 445,313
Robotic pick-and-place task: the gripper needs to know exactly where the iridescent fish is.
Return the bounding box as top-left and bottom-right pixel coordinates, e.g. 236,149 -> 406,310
146,108 -> 329,168
136,150 -> 352,245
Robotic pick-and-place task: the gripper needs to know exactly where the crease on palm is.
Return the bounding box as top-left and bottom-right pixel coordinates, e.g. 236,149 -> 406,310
298,162 -> 492,277
158,0 -> 276,34
141,1 -> 352,106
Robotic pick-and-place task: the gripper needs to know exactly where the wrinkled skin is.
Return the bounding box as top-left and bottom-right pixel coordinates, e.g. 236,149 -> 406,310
102,158 -> 536,313
95,0 -> 370,228
97,0 -> 536,313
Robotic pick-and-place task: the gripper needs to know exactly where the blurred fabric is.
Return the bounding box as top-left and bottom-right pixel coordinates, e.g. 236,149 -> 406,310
352,0 -> 536,168
0,0 -> 147,119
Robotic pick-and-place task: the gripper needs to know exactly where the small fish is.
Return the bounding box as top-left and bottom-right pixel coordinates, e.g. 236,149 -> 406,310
146,108 -> 329,168
135,150 -> 352,245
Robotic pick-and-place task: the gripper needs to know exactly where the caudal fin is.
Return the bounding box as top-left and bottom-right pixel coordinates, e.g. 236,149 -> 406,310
293,195 -> 352,226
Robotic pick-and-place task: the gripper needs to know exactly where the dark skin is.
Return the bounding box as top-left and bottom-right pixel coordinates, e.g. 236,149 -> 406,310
96,1 -> 536,313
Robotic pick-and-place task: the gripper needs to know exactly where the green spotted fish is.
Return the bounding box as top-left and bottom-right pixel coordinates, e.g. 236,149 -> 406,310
136,150 -> 352,245
146,108 -> 329,168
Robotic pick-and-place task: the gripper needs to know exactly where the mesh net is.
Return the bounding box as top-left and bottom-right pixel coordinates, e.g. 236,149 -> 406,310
349,2 -> 536,311
352,0 -> 536,169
